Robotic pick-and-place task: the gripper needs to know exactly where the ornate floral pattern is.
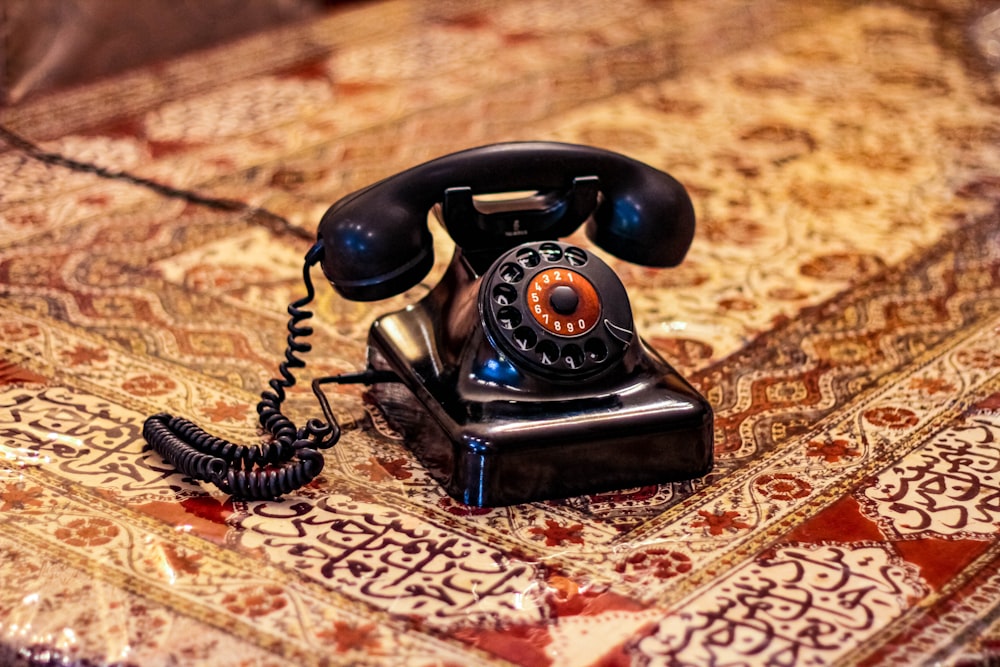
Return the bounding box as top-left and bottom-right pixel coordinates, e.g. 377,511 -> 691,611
2,1 -> 1000,665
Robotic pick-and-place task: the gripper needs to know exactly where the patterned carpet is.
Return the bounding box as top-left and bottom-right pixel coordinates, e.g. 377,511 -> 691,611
2,1 -> 1000,665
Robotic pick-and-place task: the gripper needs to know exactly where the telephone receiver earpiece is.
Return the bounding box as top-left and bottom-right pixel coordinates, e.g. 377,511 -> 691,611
317,141 -> 695,301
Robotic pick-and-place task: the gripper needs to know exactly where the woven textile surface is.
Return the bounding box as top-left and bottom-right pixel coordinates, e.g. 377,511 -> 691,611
2,1 -> 1000,665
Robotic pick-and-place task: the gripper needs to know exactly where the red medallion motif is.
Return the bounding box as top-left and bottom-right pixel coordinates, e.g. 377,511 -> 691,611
317,621 -> 381,653
753,473 -> 813,501
60,345 -> 110,366
863,406 -> 919,429
121,373 -> 177,397
806,438 -> 861,463
691,510 -> 753,536
529,519 -> 586,547
205,400 -> 248,423
0,321 -> 41,342
160,543 -> 203,577
616,548 -> 693,582
220,584 -> 288,618
54,517 -> 119,548
908,377 -> 956,395
0,483 -> 45,511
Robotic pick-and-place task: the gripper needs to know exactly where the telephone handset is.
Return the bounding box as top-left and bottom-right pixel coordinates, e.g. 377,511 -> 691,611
144,142 -> 713,506
316,141 -> 695,300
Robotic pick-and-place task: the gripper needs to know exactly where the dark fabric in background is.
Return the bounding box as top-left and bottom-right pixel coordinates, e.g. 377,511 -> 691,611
1,0 -> 330,105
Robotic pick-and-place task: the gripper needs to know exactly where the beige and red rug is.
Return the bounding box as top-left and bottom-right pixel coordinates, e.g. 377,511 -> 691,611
2,1 -> 1000,664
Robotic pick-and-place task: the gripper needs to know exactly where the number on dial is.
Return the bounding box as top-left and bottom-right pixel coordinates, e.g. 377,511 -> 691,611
525,268 -> 600,337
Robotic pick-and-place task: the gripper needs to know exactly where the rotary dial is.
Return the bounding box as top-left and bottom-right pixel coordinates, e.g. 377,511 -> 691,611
481,241 -> 634,378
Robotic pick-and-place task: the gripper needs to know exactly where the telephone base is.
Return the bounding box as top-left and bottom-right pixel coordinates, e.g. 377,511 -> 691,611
365,308 -> 713,506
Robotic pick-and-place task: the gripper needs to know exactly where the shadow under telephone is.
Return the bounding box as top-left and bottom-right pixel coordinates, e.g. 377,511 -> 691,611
144,142 -> 714,506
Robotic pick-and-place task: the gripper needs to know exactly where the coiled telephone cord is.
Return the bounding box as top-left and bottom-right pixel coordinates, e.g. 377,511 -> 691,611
143,245 -> 344,499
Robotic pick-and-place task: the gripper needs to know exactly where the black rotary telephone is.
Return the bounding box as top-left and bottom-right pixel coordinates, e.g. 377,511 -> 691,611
144,142 -> 713,506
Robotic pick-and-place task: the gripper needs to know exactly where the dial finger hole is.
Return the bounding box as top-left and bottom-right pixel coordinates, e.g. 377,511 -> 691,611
515,248 -> 541,268
564,246 -> 588,267
493,283 -> 517,306
512,326 -> 537,350
538,242 -> 563,262
499,263 -> 524,283
496,306 -> 522,329
585,338 -> 609,363
535,340 -> 559,365
562,344 -> 585,369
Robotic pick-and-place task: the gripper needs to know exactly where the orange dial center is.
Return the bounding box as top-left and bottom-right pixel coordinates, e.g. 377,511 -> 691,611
525,267 -> 601,337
